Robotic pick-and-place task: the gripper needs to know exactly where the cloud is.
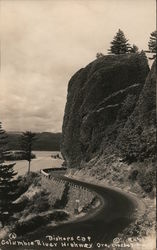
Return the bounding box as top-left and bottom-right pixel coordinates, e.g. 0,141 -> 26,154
0,0 -> 155,132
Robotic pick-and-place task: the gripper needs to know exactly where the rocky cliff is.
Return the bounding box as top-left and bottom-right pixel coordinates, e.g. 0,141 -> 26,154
61,54 -> 156,242
61,53 -> 152,168
117,60 -> 156,163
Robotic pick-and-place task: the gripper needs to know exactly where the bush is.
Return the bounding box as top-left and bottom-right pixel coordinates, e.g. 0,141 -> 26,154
96,52 -> 104,59
128,169 -> 139,181
13,196 -> 29,213
28,190 -> 50,213
138,170 -> 155,193
15,172 -> 41,198
14,211 -> 69,236
15,215 -> 49,235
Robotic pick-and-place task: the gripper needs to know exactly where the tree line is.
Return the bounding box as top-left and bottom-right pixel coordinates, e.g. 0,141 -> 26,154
96,29 -> 157,58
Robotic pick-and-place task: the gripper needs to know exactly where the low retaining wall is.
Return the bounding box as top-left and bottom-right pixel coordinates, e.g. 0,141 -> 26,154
41,175 -> 66,207
41,169 -> 97,215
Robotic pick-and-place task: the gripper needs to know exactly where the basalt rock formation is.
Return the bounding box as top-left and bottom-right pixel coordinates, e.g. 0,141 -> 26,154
61,53 -> 153,168
117,60 -> 156,163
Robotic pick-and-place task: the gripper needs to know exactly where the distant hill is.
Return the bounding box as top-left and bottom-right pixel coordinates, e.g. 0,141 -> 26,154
7,132 -> 62,151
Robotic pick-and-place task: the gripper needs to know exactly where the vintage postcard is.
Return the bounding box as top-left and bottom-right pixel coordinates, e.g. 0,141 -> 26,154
0,0 -> 156,249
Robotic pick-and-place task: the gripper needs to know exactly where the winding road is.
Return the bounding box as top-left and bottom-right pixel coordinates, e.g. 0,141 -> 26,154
25,175 -> 138,249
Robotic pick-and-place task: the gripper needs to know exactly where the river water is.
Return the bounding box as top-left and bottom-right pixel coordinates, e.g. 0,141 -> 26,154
9,151 -> 63,176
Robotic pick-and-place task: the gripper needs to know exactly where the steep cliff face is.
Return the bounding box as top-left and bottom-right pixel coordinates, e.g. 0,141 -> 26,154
61,53 -> 150,168
117,60 -> 156,163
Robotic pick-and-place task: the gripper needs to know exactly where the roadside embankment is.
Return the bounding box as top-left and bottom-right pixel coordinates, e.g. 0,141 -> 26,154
41,171 -> 100,216
65,165 -> 156,250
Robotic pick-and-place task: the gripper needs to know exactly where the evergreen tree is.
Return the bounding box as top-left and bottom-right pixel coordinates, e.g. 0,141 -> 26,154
148,30 -> 157,59
96,52 -> 104,59
130,44 -> 139,53
148,30 -> 157,53
21,131 -> 36,174
0,122 -> 19,227
0,123 -> 8,162
108,29 -> 131,54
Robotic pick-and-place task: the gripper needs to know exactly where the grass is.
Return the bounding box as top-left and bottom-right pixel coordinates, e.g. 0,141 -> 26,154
15,171 -> 41,198
6,172 -> 70,237
14,211 -> 69,236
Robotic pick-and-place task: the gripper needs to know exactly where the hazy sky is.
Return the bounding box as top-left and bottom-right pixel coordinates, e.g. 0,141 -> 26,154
0,0 -> 156,132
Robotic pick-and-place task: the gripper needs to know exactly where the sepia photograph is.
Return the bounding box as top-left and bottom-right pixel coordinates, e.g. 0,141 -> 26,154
0,0 -> 156,249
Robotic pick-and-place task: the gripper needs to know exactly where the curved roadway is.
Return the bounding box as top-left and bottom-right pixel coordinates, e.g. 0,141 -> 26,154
26,175 -> 138,249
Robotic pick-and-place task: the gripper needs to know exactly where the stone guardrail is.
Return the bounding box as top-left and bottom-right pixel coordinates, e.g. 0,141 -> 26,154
40,168 -> 98,196
40,168 -> 67,178
40,167 -> 101,215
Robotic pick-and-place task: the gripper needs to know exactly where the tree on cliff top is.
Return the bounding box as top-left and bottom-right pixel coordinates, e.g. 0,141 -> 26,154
108,29 -> 131,54
130,44 -> 139,53
96,52 -> 104,59
0,122 -> 19,227
148,30 -> 157,59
